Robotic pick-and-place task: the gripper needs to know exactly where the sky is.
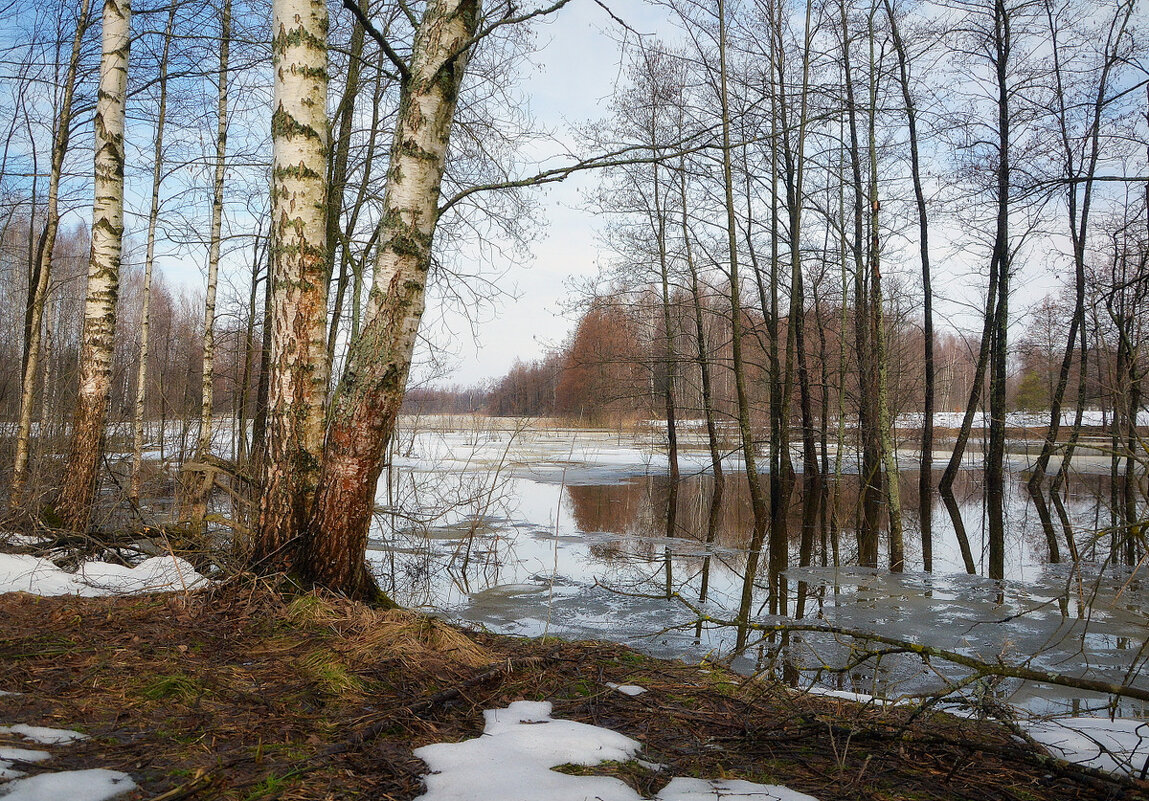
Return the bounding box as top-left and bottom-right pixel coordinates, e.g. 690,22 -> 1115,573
133,0 -> 1066,390
425,0 -> 675,387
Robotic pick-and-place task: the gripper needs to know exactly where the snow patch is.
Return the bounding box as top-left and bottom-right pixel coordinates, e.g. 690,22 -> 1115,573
606,683 -> 648,697
0,747 -> 50,780
658,778 -> 818,801
0,554 -> 208,597
0,726 -> 85,745
0,767 -> 136,801
413,701 -> 819,801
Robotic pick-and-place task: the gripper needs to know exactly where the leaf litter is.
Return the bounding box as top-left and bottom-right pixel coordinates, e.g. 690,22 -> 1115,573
0,582 -> 1144,800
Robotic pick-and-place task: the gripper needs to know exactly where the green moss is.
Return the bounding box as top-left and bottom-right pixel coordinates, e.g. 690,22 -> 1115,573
141,673 -> 203,702
244,772 -> 289,801
298,649 -> 364,697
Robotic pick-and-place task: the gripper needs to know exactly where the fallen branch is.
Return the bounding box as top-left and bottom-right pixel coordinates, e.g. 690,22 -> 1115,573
670,593 -> 1149,704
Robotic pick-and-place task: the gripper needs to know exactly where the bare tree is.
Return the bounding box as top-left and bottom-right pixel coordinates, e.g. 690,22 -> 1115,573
10,0 -> 91,506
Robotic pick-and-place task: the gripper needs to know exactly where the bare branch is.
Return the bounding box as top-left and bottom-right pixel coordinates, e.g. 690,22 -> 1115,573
341,0 -> 410,83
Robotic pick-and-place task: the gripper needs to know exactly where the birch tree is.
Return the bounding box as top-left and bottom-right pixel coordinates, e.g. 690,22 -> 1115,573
303,0 -> 484,596
58,0 -> 130,532
11,0 -> 91,506
129,0 -> 177,502
253,0 -> 331,566
190,0 -> 232,525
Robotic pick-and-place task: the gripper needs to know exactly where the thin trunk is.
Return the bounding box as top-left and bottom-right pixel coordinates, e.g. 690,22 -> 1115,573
129,0 -> 176,503
869,1 -> 904,571
778,0 -> 819,607
1030,1 -> 1132,492
238,228 -> 267,465
679,163 -> 724,515
884,0 -> 932,570
326,19 -> 366,363
652,149 -> 679,545
58,0 -> 131,532
723,0 -> 771,648
986,0 -> 1012,581
12,0 -> 91,504
191,0 -> 231,524
841,0 -> 880,566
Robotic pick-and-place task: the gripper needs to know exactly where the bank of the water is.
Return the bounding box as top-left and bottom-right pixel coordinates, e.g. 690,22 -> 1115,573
0,586 -> 1143,800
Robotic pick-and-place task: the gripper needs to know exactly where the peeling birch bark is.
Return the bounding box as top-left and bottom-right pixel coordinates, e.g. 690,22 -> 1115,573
254,0 -> 331,566
58,0 -> 130,532
305,0 -> 481,597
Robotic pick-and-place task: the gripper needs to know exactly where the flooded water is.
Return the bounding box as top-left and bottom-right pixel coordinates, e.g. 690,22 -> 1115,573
367,419 -> 1149,718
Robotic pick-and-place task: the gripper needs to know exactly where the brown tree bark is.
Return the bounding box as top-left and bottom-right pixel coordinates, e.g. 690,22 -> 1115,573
12,0 -> 92,506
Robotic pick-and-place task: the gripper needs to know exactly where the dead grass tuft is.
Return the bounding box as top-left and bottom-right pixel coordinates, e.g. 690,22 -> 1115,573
284,591 -> 491,669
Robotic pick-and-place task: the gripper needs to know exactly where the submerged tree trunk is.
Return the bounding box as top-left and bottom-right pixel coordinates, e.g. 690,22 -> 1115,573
868,3 -> 903,571
305,0 -> 481,597
841,0 -> 881,567
885,0 -> 932,570
721,0 -> 770,647
58,0 -> 131,532
653,157 -> 679,546
12,0 -> 91,505
254,0 -> 331,567
985,0 -> 1012,581
679,163 -> 724,556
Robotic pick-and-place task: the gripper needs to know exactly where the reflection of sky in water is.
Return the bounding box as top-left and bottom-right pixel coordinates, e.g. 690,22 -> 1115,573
367,425 -> 1149,717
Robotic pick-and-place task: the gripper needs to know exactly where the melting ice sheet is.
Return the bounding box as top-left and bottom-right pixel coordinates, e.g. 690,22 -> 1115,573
414,700 -> 819,801
1021,717 -> 1149,776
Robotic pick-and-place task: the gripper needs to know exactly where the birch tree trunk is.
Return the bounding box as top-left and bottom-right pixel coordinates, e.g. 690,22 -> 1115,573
129,0 -> 177,503
190,0 -> 232,525
304,0 -> 481,597
253,0 -> 331,567
11,0 -> 91,506
58,0 -> 131,532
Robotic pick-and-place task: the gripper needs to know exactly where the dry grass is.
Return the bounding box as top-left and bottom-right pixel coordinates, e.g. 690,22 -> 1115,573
0,584 -> 1143,801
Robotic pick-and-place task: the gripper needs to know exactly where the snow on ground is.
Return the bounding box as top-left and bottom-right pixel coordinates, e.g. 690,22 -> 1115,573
0,768 -> 136,801
0,724 -> 135,801
0,726 -> 86,745
0,553 -> 208,597
606,683 -> 648,696
414,700 -> 819,801
0,553 -> 206,797
1021,717 -> 1149,776
0,746 -> 50,780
